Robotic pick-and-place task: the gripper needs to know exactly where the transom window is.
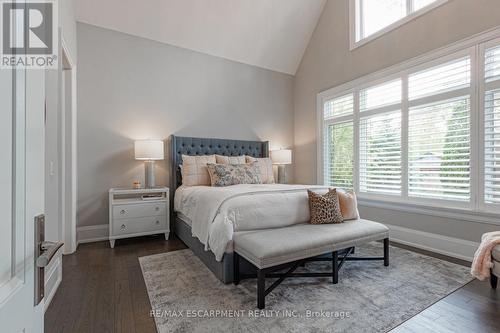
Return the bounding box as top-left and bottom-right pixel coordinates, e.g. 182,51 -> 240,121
351,0 -> 448,48
319,35 -> 500,214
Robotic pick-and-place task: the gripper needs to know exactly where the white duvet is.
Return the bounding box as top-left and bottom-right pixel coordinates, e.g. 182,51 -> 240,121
174,184 -> 329,261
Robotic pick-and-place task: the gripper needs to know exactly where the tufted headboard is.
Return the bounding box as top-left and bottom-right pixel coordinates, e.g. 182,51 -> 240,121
170,135 -> 269,192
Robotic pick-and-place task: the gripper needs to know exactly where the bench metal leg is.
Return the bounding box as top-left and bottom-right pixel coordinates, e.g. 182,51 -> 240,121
384,238 -> 389,267
491,270 -> 498,289
351,247 -> 355,254
233,252 -> 240,285
237,239 -> 390,308
332,251 -> 338,284
257,269 -> 265,309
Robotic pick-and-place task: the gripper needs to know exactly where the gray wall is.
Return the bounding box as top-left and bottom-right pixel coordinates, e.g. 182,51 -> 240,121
293,0 -> 500,242
77,23 -> 294,228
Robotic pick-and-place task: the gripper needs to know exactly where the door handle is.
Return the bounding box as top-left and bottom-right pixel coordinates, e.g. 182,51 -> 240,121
36,241 -> 64,268
34,214 -> 64,305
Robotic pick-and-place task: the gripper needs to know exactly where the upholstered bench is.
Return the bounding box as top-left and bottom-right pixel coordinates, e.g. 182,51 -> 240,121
490,243 -> 499,289
233,219 -> 390,309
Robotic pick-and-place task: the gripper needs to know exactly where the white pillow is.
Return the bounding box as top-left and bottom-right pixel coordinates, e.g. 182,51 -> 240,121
215,155 -> 246,164
245,156 -> 275,184
181,155 -> 216,186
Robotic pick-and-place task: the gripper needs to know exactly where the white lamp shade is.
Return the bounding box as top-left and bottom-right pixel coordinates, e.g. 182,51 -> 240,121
271,149 -> 292,165
134,140 -> 164,160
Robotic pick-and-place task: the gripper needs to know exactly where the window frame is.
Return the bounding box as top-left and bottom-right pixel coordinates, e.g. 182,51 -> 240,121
317,27 -> 500,224
478,36 -> 500,213
349,0 -> 449,50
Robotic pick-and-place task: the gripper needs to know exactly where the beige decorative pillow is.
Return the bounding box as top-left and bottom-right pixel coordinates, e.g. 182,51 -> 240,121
337,189 -> 359,220
181,155 -> 216,186
215,155 -> 246,164
245,156 -> 274,184
206,163 -> 262,187
307,188 -> 344,225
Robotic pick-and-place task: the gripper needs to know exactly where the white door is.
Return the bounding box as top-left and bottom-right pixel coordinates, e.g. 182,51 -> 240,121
0,22 -> 47,333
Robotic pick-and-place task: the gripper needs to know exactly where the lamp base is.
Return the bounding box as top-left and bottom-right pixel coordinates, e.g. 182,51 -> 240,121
277,165 -> 287,184
145,161 -> 156,188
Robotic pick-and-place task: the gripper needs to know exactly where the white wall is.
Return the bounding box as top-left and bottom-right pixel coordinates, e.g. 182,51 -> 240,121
77,23 -> 294,228
293,0 -> 500,243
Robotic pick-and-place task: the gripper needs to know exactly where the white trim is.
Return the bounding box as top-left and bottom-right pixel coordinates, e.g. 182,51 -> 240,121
386,223 -> 478,262
359,198 -> 500,226
60,36 -> 78,254
77,224 -> 109,245
479,36 -> 500,213
350,0 -> 449,50
407,88 -> 470,108
485,79 -> 500,91
316,94 -> 325,184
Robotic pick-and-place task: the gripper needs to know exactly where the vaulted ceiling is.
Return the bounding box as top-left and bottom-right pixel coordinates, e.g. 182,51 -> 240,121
75,0 -> 326,75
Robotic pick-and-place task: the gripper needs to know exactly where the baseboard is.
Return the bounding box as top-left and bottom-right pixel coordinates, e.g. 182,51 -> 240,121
385,224 -> 478,262
75,222 -> 477,261
77,224 -> 108,245
44,252 -> 62,312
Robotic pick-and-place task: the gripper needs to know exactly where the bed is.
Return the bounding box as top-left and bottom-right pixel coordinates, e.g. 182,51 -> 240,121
170,135 -> 327,283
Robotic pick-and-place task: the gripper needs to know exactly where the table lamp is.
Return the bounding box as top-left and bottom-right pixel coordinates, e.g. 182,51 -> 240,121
134,140 -> 164,188
270,149 -> 292,184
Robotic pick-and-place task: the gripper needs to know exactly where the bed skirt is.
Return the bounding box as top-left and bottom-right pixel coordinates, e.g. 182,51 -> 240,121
173,215 -> 256,283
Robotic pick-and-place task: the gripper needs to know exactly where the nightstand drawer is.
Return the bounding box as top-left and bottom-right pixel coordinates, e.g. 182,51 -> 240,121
113,202 -> 166,219
112,216 -> 167,235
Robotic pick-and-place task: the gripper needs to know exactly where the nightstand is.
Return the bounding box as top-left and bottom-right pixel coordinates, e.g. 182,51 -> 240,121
108,187 -> 169,248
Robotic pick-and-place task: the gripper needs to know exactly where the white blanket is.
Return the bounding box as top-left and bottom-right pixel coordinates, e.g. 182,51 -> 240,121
174,184 -> 329,260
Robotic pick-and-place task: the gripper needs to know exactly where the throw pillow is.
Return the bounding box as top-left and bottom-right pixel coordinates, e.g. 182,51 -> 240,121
245,156 -> 275,184
181,155 -> 216,186
337,189 -> 360,220
206,162 -> 262,187
307,188 -> 344,224
215,155 -> 246,164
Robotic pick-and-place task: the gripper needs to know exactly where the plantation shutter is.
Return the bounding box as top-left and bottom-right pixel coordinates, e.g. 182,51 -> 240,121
359,80 -> 402,195
408,57 -> 471,201
484,46 -> 500,204
323,94 -> 354,189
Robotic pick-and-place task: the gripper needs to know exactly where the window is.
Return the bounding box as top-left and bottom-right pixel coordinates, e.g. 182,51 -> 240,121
408,57 -> 471,201
319,33 -> 500,215
360,111 -> 402,195
358,0 -> 407,41
323,94 -> 354,189
408,57 -> 470,100
360,79 -> 402,111
359,80 -> 402,195
352,0 -> 448,48
325,121 -> 354,189
408,97 -> 471,201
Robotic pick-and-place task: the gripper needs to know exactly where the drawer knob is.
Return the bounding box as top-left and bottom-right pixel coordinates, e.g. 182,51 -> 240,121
155,207 -> 160,211
155,220 -> 160,225
121,224 -> 126,230
120,210 -> 126,214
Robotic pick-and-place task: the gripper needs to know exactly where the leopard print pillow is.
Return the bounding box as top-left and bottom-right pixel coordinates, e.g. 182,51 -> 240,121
307,188 -> 344,224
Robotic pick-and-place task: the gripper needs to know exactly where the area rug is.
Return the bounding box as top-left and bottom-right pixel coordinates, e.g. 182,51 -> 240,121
139,242 -> 472,333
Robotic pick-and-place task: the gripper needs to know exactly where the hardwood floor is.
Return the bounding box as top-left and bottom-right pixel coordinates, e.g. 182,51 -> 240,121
44,235 -> 186,333
391,279 -> 500,333
45,237 -> 499,333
